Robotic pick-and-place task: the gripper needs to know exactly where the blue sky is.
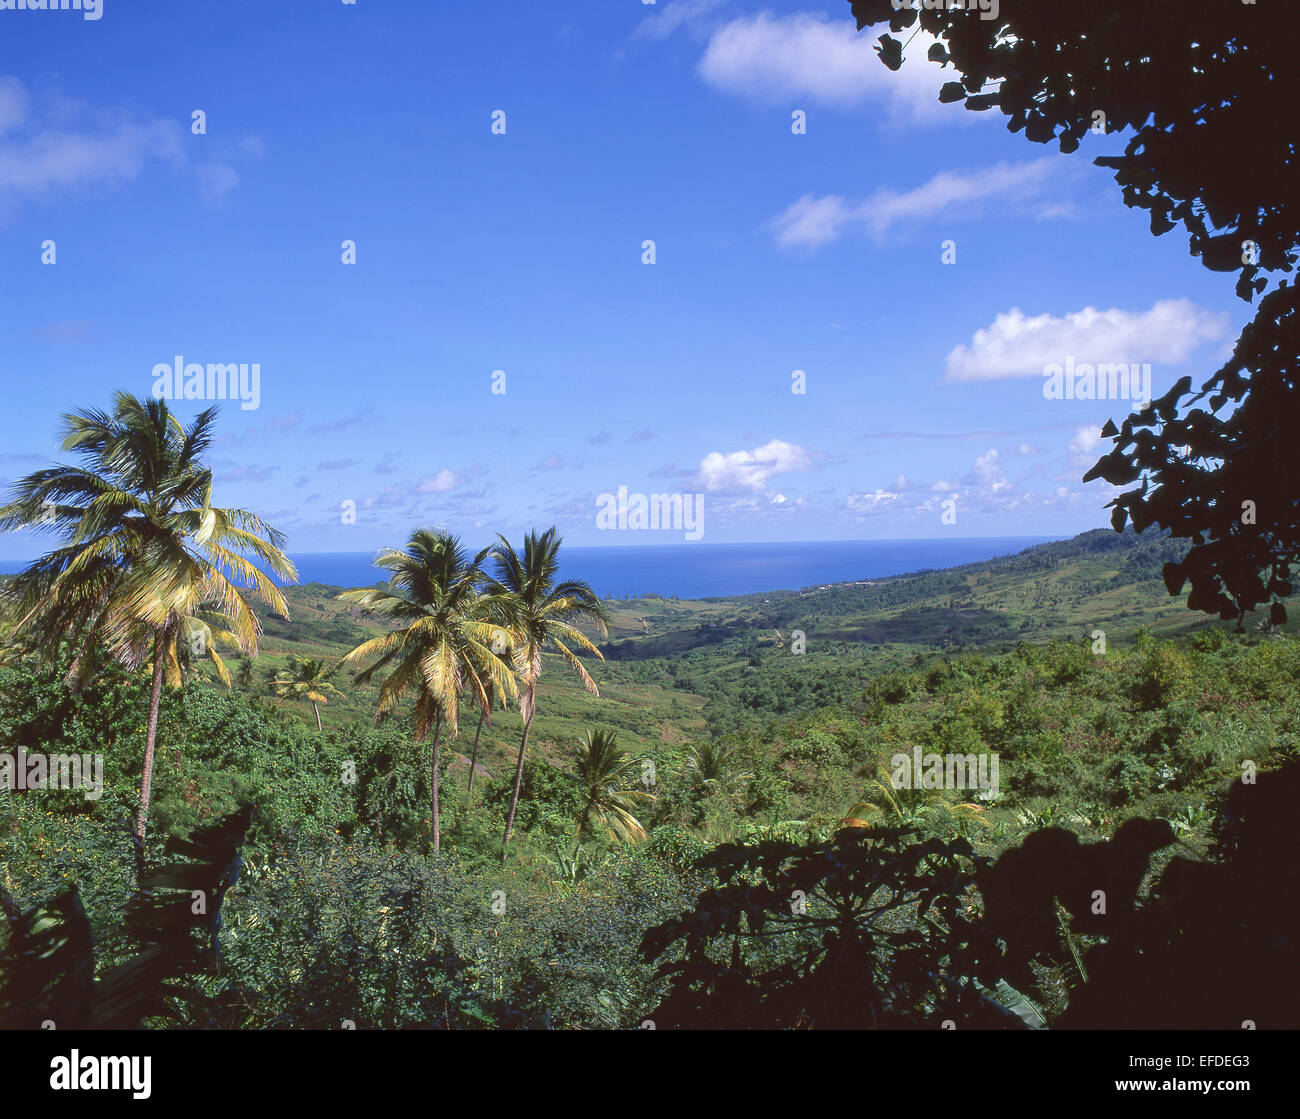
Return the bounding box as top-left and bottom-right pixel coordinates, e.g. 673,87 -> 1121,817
0,0 -> 1247,557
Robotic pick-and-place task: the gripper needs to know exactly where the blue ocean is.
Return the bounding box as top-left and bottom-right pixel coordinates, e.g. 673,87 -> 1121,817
273,538 -> 1058,600
0,538 -> 1058,601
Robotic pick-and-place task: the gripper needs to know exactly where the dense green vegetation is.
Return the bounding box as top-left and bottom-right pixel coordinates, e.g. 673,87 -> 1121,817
2,506 -> 1296,1026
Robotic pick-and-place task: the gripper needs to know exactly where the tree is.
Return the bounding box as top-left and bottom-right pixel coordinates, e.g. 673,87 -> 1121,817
270,655 -> 342,732
848,0 -> 1299,625
234,656 -> 256,690
0,393 -> 295,859
488,528 -> 610,855
572,729 -> 653,844
640,827 -> 1004,1028
336,530 -> 515,853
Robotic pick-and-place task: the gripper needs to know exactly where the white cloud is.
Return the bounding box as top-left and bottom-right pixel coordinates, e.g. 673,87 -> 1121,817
417,469 -> 461,494
846,489 -> 903,512
0,115 -> 181,197
943,299 -> 1231,382
694,438 -> 815,493
769,159 -> 1066,249
697,12 -> 964,123
970,448 -> 1009,493
0,77 -> 260,219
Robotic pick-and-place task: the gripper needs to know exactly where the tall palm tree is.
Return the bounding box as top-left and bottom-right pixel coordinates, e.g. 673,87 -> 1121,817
0,393 -> 296,854
573,729 -> 653,844
270,655 -> 342,731
488,528 -> 610,854
336,530 -> 516,852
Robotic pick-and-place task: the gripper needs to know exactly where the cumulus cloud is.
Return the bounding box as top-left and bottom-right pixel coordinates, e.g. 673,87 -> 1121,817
770,159 -> 1066,249
943,299 -> 1231,382
697,12 -> 968,123
694,438 -> 815,493
417,469 -> 461,494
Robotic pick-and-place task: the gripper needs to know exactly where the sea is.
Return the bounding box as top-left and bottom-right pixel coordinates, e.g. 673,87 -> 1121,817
0,538 -> 1059,601
271,538 -> 1058,600
0,538 -> 1060,601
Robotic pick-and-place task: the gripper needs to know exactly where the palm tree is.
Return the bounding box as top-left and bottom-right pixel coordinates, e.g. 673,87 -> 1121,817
573,729 -> 653,844
335,530 -> 516,852
270,655 -> 342,731
488,528 -> 610,854
0,393 -> 295,855
841,764 -> 989,834
686,740 -> 752,793
234,656 -> 256,689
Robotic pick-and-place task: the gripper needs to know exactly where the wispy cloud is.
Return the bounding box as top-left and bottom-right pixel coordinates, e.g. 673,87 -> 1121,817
770,159 -> 1067,249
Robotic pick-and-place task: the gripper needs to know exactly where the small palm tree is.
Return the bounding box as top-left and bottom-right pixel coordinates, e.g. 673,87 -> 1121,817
573,729 -> 654,844
841,764 -> 988,833
686,740 -> 752,793
0,393 -> 295,855
270,655 -> 342,731
489,528 -> 609,854
234,656 -> 256,689
336,530 -> 516,852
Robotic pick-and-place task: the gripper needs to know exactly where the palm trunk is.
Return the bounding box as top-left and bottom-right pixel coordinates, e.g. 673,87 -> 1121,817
501,684 -> 536,855
431,713 -> 445,853
466,709 -> 486,799
135,635 -> 166,876
313,702 -> 322,733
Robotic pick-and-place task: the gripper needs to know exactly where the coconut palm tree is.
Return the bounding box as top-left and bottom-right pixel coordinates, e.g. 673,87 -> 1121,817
488,528 -> 610,854
686,740 -> 752,793
573,729 -> 653,844
840,764 -> 989,834
234,656 -> 256,689
335,530 -> 516,852
270,655 -> 342,731
0,394 -> 295,857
